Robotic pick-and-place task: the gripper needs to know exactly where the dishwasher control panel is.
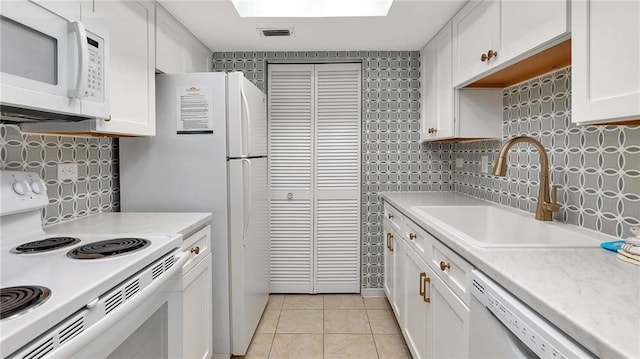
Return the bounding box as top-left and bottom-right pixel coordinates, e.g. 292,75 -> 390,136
470,271 -> 595,359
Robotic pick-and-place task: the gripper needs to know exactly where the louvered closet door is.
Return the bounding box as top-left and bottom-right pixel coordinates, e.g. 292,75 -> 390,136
314,64 -> 361,293
268,63 -> 361,294
268,64 -> 314,293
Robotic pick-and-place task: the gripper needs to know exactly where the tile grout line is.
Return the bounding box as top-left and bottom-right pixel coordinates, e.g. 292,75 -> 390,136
364,301 -> 381,359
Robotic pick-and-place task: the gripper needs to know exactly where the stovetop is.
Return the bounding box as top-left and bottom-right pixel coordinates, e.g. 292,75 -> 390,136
0,232 -> 182,356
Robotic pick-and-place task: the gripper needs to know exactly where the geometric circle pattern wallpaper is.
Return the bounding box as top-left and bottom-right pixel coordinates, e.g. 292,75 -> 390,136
0,125 -> 120,225
453,67 -> 639,238
213,51 -> 453,289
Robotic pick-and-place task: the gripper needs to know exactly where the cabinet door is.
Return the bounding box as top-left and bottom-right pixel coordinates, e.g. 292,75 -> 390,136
156,5 -> 211,74
498,0 -> 568,66
572,0 -> 640,124
183,253 -> 213,359
422,22 -> 454,141
86,0 -> 156,136
452,0 -> 499,87
383,221 -> 395,310
430,270 -> 470,358
402,245 -> 431,359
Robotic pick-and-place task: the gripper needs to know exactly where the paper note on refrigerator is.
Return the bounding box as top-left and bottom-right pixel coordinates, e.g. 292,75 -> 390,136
177,85 -> 214,134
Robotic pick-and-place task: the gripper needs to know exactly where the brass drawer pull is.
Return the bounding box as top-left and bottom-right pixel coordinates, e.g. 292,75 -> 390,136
409,233 -> 417,240
440,261 -> 451,271
191,246 -> 200,255
487,49 -> 498,60
388,213 -> 394,220
423,275 -> 431,303
389,233 -> 394,252
481,53 -> 488,62
419,272 -> 426,296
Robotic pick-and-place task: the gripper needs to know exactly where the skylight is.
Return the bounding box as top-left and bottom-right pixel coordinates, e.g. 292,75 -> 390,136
230,0 -> 394,17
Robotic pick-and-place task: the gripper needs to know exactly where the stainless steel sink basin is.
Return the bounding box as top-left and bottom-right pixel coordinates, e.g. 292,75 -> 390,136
410,205 -> 602,248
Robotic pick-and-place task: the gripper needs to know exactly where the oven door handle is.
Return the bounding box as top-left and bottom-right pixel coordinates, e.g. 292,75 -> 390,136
46,252 -> 189,358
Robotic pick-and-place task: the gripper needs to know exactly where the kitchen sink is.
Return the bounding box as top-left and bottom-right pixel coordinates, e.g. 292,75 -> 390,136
410,205 -> 602,248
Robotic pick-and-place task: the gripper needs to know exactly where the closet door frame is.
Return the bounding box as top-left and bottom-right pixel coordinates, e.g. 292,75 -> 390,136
267,62 -> 362,294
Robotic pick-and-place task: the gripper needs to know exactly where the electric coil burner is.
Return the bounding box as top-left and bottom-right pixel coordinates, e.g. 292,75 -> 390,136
12,237 -> 81,254
67,238 -> 151,259
0,286 -> 51,320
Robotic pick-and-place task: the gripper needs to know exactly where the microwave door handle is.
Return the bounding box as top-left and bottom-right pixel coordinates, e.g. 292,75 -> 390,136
68,21 -> 89,99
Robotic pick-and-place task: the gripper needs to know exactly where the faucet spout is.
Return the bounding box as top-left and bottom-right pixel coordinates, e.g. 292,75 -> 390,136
492,136 -> 559,221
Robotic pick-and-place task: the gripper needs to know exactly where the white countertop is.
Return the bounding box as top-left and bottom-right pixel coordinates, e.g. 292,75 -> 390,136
380,191 -> 640,359
45,212 -> 212,239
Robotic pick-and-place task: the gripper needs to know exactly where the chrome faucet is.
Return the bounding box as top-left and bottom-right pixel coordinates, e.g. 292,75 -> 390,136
492,136 -> 560,221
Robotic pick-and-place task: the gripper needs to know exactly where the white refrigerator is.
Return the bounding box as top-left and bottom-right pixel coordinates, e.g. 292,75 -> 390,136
119,72 -> 269,357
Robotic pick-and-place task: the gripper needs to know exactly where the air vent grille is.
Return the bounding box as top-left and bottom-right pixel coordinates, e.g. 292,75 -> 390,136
164,255 -> 176,270
152,262 -> 164,280
105,291 -> 123,314
259,28 -> 294,37
124,280 -> 140,299
23,337 -> 54,359
58,317 -> 84,344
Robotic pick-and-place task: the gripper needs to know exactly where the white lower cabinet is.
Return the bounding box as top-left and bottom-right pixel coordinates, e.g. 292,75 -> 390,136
383,220 -> 402,318
180,226 -> 213,359
402,245 -> 430,359
384,206 -> 470,359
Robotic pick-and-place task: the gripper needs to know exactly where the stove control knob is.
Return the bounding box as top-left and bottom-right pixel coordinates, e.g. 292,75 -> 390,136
30,180 -> 45,194
12,180 -> 29,196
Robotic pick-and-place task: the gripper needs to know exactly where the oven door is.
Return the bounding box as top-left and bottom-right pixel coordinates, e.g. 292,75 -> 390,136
10,251 -> 190,359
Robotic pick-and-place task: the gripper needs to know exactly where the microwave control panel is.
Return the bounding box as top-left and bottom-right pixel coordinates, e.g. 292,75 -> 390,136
85,31 -> 104,102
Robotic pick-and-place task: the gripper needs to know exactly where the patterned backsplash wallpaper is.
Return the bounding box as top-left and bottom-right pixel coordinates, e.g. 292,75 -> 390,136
212,51 -> 453,290
0,125 -> 120,226
453,67 -> 639,238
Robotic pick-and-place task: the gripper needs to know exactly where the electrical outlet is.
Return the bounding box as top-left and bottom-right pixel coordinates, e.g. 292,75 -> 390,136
481,156 -> 489,173
455,158 -> 463,168
58,163 -> 78,180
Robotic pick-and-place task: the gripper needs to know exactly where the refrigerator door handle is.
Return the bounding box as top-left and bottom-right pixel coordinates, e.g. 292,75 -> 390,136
241,158 -> 252,247
241,89 -> 252,156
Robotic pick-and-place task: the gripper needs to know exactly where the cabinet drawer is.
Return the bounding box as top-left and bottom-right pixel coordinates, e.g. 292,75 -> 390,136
429,240 -> 473,305
182,225 -> 211,274
383,203 -> 404,233
403,218 -> 434,261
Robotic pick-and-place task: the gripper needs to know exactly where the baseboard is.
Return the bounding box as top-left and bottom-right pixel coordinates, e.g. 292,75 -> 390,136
360,288 -> 385,298
213,354 -> 230,359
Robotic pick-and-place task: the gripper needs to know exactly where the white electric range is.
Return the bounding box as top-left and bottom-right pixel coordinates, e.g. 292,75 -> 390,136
0,170 -> 187,359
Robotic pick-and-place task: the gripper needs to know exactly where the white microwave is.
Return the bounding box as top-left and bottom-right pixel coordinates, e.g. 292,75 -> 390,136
0,0 -> 109,122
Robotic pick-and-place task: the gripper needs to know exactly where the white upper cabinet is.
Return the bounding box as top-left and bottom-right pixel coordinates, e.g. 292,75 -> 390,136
421,22 -> 455,141
155,5 -> 212,74
452,0 -> 499,87
83,0 -> 156,136
452,0 -> 569,87
421,21 -> 502,142
572,0 -> 640,125
499,0 -> 569,66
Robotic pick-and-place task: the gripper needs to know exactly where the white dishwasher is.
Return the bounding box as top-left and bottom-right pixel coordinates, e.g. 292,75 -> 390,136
469,270 -> 595,359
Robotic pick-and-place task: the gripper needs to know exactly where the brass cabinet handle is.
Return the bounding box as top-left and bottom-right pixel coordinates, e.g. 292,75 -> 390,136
191,246 -> 200,255
440,261 -> 451,271
487,49 -> 498,60
386,233 -> 390,249
481,53 -> 488,62
409,233 -> 417,240
389,233 -> 394,252
388,213 -> 394,219
104,115 -> 112,122
428,128 -> 438,134
423,275 -> 431,303
419,272 -> 426,296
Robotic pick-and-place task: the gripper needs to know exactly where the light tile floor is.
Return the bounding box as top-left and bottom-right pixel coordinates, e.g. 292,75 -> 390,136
235,294 -> 412,359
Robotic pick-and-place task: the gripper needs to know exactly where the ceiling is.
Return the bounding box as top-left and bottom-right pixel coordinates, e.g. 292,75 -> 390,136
159,0 -> 467,52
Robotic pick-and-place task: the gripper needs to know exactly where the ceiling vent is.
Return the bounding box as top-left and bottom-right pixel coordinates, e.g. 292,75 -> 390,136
259,28 -> 294,37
